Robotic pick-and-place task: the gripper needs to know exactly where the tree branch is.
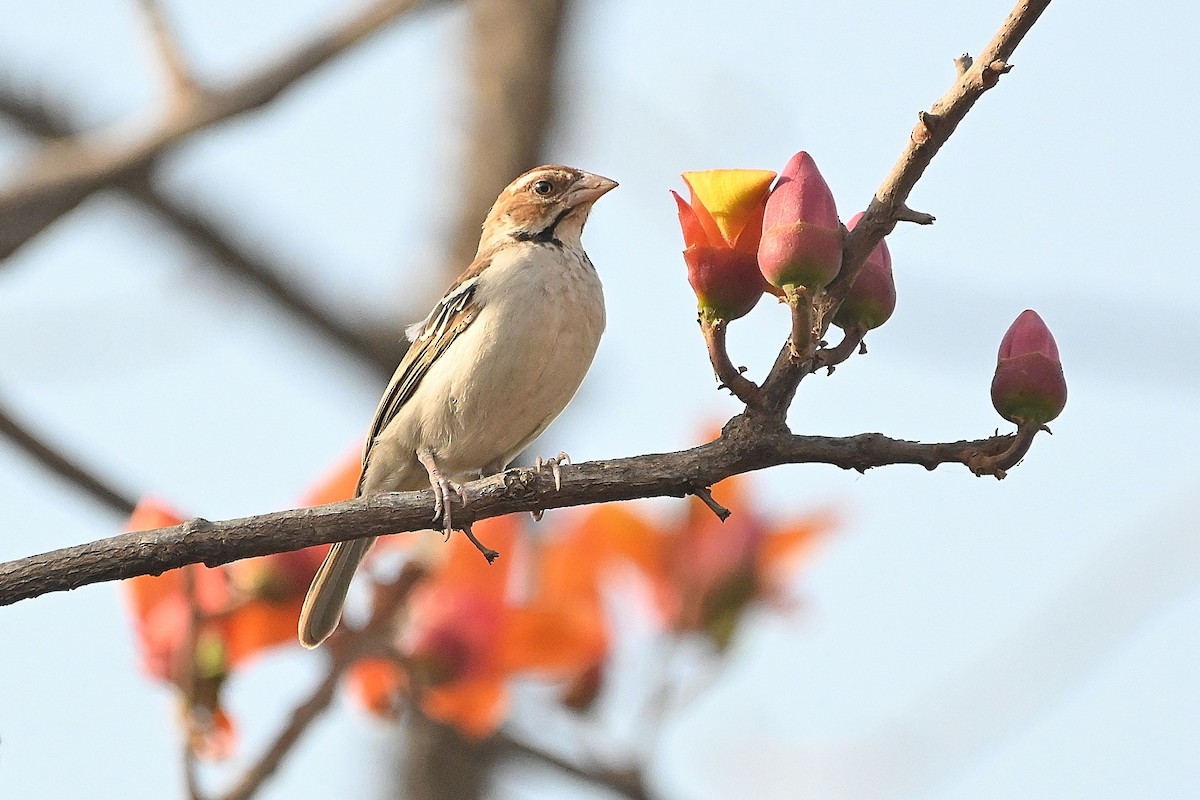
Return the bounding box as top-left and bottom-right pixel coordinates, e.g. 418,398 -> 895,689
760,0 -> 1052,414
0,416 -> 1016,607
0,0 -> 438,260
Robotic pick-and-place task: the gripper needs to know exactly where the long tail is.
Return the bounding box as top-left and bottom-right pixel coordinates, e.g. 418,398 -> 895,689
298,536 -> 376,649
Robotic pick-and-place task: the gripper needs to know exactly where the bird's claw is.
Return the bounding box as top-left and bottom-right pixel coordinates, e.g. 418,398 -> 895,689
533,451 -> 572,492
429,474 -> 465,540
418,449 -> 467,541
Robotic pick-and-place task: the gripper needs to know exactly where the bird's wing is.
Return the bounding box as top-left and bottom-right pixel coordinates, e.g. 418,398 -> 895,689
355,259 -> 488,495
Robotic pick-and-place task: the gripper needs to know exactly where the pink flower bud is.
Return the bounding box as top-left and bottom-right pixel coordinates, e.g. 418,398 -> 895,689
834,212 -> 896,331
757,152 -> 843,291
990,310 -> 1067,425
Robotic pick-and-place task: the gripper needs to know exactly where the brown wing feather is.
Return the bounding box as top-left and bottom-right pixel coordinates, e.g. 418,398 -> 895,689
354,259 -> 488,496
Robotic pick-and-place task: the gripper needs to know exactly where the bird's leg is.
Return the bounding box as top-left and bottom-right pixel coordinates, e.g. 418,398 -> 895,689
529,451 -> 571,523
461,522 -> 500,564
416,448 -> 466,541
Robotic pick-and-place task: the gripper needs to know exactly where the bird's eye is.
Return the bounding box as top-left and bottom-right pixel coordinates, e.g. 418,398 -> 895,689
532,180 -> 554,196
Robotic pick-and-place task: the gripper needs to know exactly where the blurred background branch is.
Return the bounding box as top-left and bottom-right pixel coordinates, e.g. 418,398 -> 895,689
438,0 -> 569,272
0,0 -> 435,260
0,394 -> 137,516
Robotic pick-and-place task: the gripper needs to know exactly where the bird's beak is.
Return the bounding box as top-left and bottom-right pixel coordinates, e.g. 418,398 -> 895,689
567,172 -> 619,206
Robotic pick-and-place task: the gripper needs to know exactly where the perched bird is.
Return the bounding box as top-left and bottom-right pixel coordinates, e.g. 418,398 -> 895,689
298,165 -> 616,648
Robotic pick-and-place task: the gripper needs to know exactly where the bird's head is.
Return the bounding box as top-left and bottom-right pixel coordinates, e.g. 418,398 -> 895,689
480,165 -> 618,252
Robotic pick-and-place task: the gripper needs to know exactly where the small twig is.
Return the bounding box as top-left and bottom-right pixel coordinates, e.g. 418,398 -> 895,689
135,0 -> 198,98
181,566 -> 205,800
0,395 -> 138,517
966,423 -> 1042,477
217,661 -> 341,800
690,484 -> 731,522
894,204 -> 936,225
495,730 -> 651,800
954,53 -> 974,75
813,325 -> 867,374
699,317 -> 762,406
218,563 -> 425,800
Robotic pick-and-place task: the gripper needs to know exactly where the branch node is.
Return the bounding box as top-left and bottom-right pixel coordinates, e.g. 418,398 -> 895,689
183,517 -> 213,535
954,53 -> 974,75
912,111 -> 940,144
691,484 -> 731,522
813,325 -> 866,373
982,60 -> 1014,88
966,424 -> 1039,477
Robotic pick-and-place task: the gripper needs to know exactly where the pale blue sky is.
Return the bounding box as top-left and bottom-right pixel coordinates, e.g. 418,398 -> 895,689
0,1 -> 1197,798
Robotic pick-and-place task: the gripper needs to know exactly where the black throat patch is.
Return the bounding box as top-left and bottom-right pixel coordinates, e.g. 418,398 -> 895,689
512,206 -> 573,246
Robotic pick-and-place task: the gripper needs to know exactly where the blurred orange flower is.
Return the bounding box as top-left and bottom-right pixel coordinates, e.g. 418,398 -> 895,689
348,514 -> 607,738
539,474 -> 831,649
123,481 -> 334,757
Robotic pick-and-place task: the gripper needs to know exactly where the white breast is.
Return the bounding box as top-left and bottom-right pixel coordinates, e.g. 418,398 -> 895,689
384,242 -> 605,481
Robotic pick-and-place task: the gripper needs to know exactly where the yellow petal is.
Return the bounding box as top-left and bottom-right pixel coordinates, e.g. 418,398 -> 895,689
682,169 -> 777,247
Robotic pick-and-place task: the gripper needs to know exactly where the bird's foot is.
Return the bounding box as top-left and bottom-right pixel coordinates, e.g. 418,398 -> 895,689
533,451 -> 572,491
417,449 -> 467,540
529,451 -> 571,523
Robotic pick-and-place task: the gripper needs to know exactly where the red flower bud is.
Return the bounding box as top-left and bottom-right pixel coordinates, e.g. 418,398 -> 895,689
990,310 -> 1067,425
757,152 -> 843,292
833,212 -> 896,331
672,172 -> 775,322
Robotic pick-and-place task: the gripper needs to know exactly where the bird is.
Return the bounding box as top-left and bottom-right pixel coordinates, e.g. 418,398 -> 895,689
298,165 -> 617,648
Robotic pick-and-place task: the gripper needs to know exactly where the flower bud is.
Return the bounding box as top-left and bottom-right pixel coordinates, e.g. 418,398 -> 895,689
672,176 -> 774,322
990,310 -> 1067,425
833,212 -> 896,331
757,152 -> 843,292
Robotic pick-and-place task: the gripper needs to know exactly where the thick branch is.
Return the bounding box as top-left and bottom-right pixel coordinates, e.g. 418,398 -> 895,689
0,0 -> 436,259
0,418 -> 1016,606
760,0 -> 1052,413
